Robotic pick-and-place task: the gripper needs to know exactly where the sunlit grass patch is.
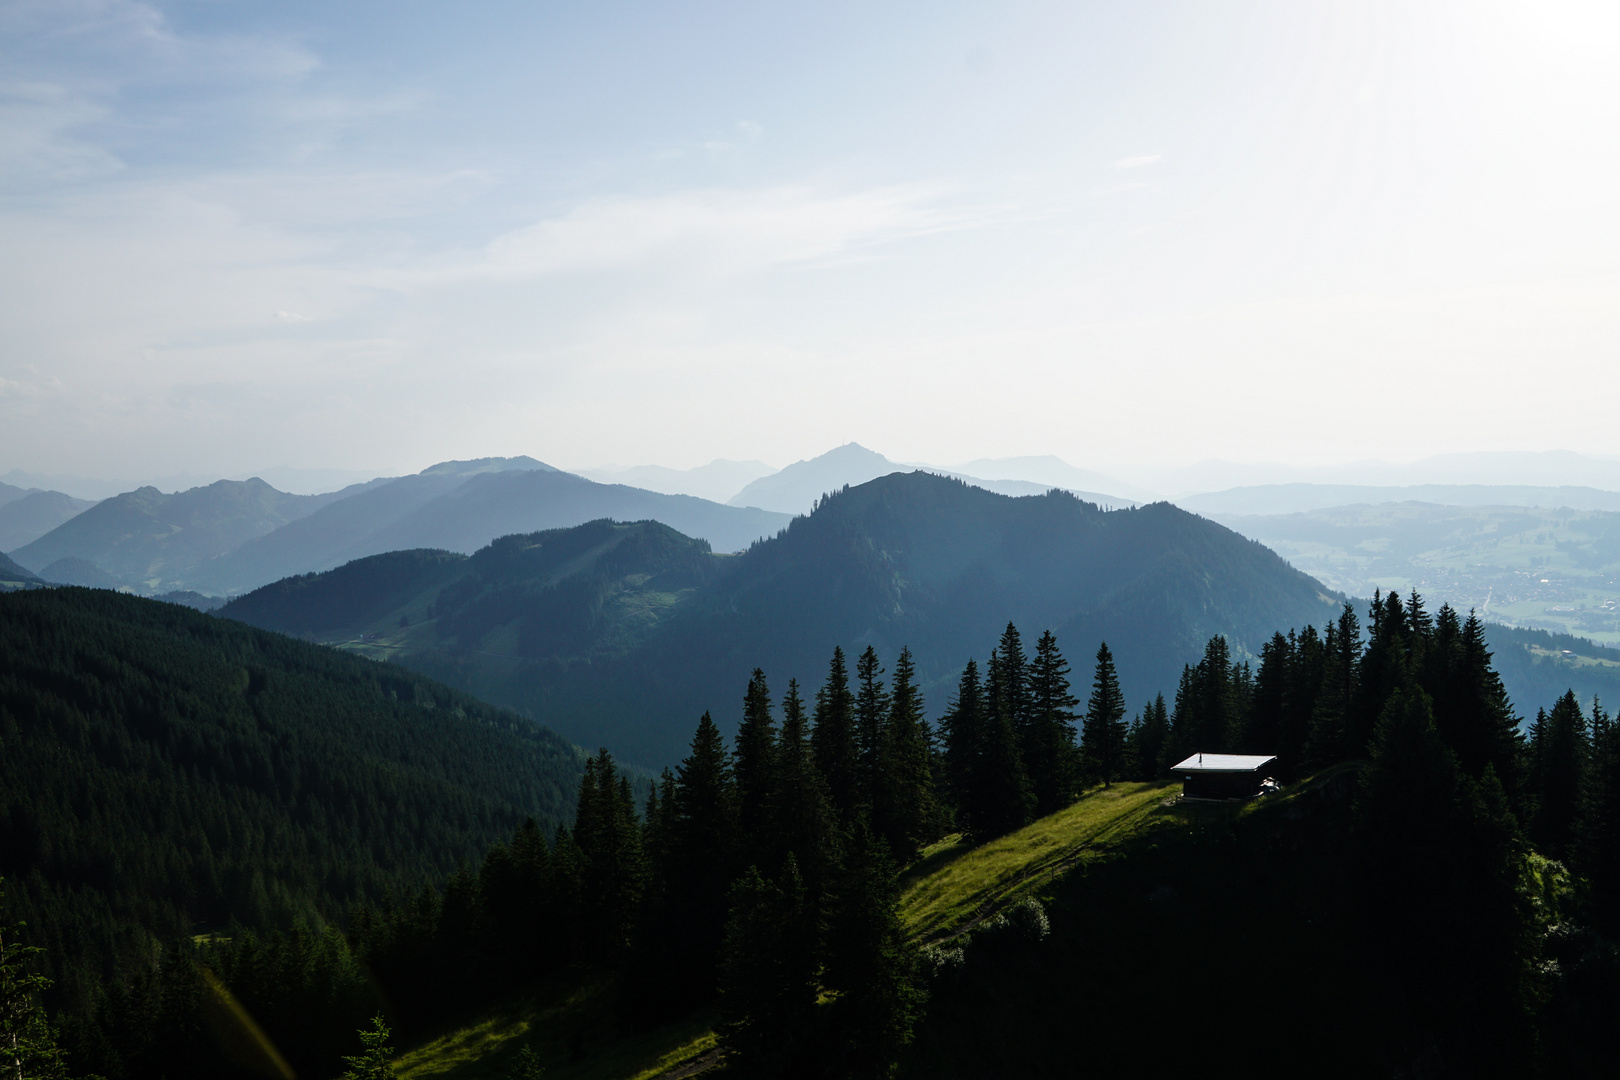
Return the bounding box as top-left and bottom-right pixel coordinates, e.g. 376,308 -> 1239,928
900,780 -> 1180,943
393,972 -> 720,1080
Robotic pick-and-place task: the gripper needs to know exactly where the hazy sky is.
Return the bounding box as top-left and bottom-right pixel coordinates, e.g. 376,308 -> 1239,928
3,0 -> 1618,480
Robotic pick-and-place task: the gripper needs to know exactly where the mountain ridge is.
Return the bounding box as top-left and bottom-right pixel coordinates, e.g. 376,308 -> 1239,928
226,471 -> 1340,765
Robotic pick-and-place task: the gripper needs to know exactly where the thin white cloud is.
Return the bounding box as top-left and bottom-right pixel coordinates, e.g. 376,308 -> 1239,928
1112,154 -> 1163,169
462,185 -> 976,282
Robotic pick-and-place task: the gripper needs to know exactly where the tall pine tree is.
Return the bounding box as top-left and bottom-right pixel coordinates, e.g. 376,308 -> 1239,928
1080,642 -> 1128,787
1025,630 -> 1079,814
812,647 -> 861,828
854,646 -> 890,820
876,648 -> 940,863
1530,690 -> 1589,863
734,668 -> 779,871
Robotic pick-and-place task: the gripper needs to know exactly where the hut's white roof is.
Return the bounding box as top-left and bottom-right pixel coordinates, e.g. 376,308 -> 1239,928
1171,753 -> 1277,773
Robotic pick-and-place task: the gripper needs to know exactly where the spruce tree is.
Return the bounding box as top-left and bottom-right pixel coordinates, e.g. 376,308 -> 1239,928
878,648 -> 940,863
1355,688 -> 1538,1072
811,647 -> 861,828
1,888 -> 71,1080
939,660 -> 986,833
1530,690 -> 1590,863
1025,630 -> 1079,814
1355,589 -> 1413,750
1308,604 -> 1362,764
340,1015 -> 398,1080
1247,631 -> 1293,754
734,669 -> 779,870
572,750 -> 646,956
1282,625 -> 1325,775
1457,611 -> 1526,797
854,646 -> 891,819
1579,697 -> 1620,928
1080,642 -> 1128,787
1192,635 -> 1238,753
977,687 -> 1036,837
717,857 -> 818,1079
1167,664 -> 1198,767
664,713 -> 739,1007
988,623 -> 1032,765
1125,693 -> 1170,780
823,825 -> 925,1078
769,680 -> 839,901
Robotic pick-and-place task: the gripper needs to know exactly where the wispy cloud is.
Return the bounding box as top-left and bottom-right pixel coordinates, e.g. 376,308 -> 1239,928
452,185 -> 979,283
1112,154 -> 1163,169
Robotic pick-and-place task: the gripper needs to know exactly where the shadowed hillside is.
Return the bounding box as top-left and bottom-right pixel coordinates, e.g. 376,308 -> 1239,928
0,587 -> 583,1016
227,472 -> 1340,764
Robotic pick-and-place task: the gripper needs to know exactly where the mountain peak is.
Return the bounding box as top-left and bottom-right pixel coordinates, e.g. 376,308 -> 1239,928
418,456 -> 557,478
727,444 -> 901,514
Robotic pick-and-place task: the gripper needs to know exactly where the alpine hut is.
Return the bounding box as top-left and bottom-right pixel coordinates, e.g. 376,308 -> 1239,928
1171,753 -> 1278,799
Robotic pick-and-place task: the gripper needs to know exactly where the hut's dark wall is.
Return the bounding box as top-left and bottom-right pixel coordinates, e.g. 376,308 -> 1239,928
1182,771 -> 1262,799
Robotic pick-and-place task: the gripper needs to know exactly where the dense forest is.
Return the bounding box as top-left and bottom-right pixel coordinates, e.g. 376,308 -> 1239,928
8,587 -> 1619,1077
0,588 -> 583,1026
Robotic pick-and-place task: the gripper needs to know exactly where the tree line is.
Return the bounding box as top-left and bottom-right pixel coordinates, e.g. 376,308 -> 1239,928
10,592 -> 1620,1077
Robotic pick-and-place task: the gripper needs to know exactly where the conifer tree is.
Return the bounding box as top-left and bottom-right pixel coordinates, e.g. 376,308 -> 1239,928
572,750 -> 646,956
1308,604 -> 1363,764
977,683 -> 1036,837
939,660 -> 984,831
1125,694 -> 1170,780
769,680 -> 839,900
1,887 -> 71,1080
1579,697 -> 1620,927
1282,625 -> 1325,775
854,646 -> 891,817
823,825 -> 925,1078
1355,589 -> 1413,750
1530,691 -> 1590,863
987,623 -> 1032,763
1246,632 -> 1293,754
1025,630 -> 1079,814
548,826 -> 585,962
1456,611 -> 1526,796
717,856 -> 818,1079
811,647 -> 861,827
1167,663 -> 1198,767
1355,688 -> 1538,1072
642,713 -> 739,1011
877,648 -> 940,863
734,669 -> 779,870
1080,642 -> 1128,787
340,1015 -> 398,1080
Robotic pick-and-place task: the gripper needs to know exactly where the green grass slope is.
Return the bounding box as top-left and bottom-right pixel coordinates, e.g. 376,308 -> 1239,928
382,778 -> 1201,1080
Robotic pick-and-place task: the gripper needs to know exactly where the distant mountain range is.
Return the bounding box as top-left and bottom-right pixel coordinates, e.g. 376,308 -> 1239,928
10,475 -> 385,593
0,490 -> 98,550
573,459 -> 777,503
20,444 -> 1620,604
8,456 -> 790,598
222,471 -> 1340,765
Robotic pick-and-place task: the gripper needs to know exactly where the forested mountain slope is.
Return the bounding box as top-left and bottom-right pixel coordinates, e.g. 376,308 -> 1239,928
0,587 -> 583,1016
227,472 -> 1339,764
